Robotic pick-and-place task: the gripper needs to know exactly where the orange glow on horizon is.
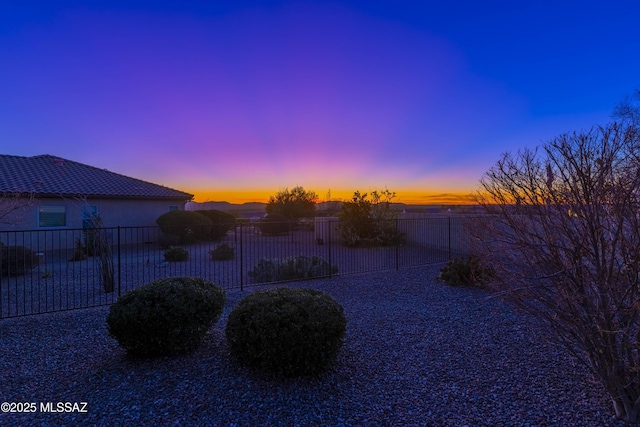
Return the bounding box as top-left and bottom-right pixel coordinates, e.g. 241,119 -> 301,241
190,188 -> 476,205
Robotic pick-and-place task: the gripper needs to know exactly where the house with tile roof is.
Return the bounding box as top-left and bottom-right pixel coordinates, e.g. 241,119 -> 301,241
0,154 -> 193,232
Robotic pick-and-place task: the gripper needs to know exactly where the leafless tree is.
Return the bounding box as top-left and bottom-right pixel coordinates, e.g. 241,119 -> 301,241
613,88 -> 640,126
473,122 -> 640,422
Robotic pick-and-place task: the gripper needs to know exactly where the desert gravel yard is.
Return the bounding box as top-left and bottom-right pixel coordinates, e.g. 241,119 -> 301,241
0,265 -> 626,426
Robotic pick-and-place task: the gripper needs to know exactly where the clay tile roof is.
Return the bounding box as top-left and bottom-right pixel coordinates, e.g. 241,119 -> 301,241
0,154 -> 193,200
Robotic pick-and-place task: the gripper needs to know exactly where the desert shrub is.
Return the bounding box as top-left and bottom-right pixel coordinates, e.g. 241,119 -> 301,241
195,210 -> 236,241
164,246 -> 189,262
156,210 -> 212,244
438,255 -> 494,287
225,287 -> 346,376
209,243 -> 235,261
106,277 -> 226,357
68,238 -> 88,262
338,190 -> 405,247
247,255 -> 338,283
0,245 -> 38,277
83,217 -> 106,256
340,219 -> 406,248
258,213 -> 290,235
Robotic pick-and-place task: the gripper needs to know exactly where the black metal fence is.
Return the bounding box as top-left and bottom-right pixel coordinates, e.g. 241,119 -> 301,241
0,217 -> 473,318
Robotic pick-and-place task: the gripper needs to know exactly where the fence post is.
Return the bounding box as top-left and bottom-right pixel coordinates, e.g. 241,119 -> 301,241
117,226 -> 121,297
395,218 -> 399,270
448,217 -> 452,261
239,222 -> 244,291
328,219 -> 333,277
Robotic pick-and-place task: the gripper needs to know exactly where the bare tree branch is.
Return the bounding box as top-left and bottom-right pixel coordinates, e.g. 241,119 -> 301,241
0,192 -> 35,227
613,88 -> 640,126
473,121 -> 640,422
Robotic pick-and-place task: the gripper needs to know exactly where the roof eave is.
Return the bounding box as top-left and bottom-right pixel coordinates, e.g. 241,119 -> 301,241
28,192 -> 194,201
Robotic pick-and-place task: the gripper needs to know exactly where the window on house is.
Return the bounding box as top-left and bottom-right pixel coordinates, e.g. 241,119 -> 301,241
168,206 -> 179,212
39,206 -> 66,227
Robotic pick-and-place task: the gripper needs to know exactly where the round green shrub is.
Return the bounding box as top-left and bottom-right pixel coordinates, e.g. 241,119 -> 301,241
156,210 -> 212,244
164,246 -> 189,262
107,277 -> 226,357
225,287 -> 347,376
195,210 -> 236,241
1,245 -> 38,277
209,243 -> 235,261
258,213 -> 290,235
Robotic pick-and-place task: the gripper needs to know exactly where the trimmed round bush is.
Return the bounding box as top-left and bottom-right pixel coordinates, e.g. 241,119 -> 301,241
209,243 -> 235,261
225,287 -> 347,376
156,210 -> 212,244
107,277 -> 226,357
195,210 -> 236,241
258,213 -> 290,235
164,246 -> 189,262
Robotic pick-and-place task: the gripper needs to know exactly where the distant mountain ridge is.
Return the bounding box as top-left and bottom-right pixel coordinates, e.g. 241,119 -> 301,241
186,201 -> 482,215
186,201 -> 267,212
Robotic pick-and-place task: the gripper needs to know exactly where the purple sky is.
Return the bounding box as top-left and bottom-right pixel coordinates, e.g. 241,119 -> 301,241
1,1 -> 638,203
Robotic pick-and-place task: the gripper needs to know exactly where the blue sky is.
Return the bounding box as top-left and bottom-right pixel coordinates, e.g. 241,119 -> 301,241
1,1 -> 638,203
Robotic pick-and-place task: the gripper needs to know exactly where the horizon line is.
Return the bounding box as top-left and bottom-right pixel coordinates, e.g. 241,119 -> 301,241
188,189 -> 476,205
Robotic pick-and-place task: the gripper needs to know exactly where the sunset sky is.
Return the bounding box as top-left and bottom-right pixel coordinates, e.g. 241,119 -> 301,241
1,1 -> 639,204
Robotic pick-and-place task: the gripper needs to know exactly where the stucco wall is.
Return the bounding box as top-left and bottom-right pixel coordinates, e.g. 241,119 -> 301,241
396,214 -> 471,256
1,197 -> 183,230
314,217 -> 340,242
0,197 -> 185,250
83,199 -> 184,228
313,214 -> 477,256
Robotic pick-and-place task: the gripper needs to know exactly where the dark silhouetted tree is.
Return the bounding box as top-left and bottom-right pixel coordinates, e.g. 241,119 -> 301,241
613,88 -> 640,126
266,186 -> 318,223
473,121 -> 640,422
338,189 -> 403,246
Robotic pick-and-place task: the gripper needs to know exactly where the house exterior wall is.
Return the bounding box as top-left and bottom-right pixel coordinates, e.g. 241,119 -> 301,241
313,214 -> 474,255
82,199 -> 183,228
1,197 -> 183,230
0,197 -> 185,250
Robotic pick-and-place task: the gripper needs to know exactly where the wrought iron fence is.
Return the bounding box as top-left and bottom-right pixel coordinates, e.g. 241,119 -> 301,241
0,217 -> 475,318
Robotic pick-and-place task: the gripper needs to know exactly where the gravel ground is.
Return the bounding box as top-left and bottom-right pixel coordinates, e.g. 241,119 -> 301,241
1,237 -> 452,317
0,265 -> 627,426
